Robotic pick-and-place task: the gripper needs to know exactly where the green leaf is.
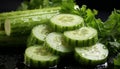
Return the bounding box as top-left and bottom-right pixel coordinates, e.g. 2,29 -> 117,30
101,9 -> 120,42
114,53 -> 120,66
108,42 -> 120,55
17,1 -> 29,11
60,0 -> 75,13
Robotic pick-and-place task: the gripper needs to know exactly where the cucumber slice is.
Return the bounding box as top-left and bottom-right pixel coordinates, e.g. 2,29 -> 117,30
24,45 -> 59,68
64,27 -> 98,47
27,24 -> 52,47
50,14 -> 84,32
74,43 -> 109,65
44,32 -> 73,56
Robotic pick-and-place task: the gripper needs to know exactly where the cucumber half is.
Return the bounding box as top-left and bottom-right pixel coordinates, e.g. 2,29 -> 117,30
27,24 -> 51,46
64,27 -> 98,47
4,12 -> 59,36
0,31 -> 27,47
24,45 -> 59,68
74,43 -> 109,65
50,14 -> 84,32
44,32 -> 73,56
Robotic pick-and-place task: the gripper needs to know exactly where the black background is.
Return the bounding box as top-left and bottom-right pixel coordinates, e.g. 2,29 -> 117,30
0,0 -> 120,21
76,0 -> 120,11
0,0 -> 120,12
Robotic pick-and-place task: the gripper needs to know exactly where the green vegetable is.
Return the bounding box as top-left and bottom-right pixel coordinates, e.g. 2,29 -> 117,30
17,0 -> 62,10
44,32 -> 73,56
61,0 -> 120,66
113,53 -> 120,66
0,0 -> 120,67
4,8 -> 60,36
60,0 -> 75,14
24,45 -> 59,68
0,7 -> 60,30
74,43 -> 109,65
99,9 -> 120,56
50,14 -> 84,32
27,24 -> 52,47
0,31 -> 27,47
0,20 -> 4,30
64,27 -> 98,47
0,7 -> 60,18
17,0 -> 29,11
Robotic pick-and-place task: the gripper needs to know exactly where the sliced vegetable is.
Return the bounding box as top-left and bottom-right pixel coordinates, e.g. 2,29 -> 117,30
74,43 -> 109,65
49,14 -> 84,32
27,24 -> 52,47
64,27 -> 98,47
24,45 -> 59,68
44,32 -> 73,56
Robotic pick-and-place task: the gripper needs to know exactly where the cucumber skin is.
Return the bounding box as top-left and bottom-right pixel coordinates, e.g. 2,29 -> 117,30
27,33 -> 41,47
27,24 -> 52,47
0,31 -> 27,47
50,21 -> 83,32
0,7 -> 60,30
49,14 -> 84,32
24,46 -> 59,68
64,32 -> 98,47
44,40 -> 70,56
74,43 -> 108,66
74,52 -> 107,66
0,20 -> 4,30
5,12 -> 59,36
0,7 -> 60,19
44,41 -> 63,56
24,54 -> 58,68
44,32 -> 73,56
63,27 -> 98,47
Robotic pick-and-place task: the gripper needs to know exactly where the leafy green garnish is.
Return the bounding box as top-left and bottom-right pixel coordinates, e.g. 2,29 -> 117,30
60,1 -> 104,36
17,0 -> 29,10
101,9 -> 120,40
114,53 -> 120,66
61,0 -> 120,65
60,0 -> 75,13
99,10 -> 120,56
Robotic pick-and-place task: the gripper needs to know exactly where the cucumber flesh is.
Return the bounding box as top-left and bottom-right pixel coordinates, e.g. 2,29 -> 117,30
64,27 -> 98,47
45,32 -> 73,56
32,24 -> 51,42
27,24 -> 52,46
24,45 -> 59,68
75,43 -> 109,65
50,14 -> 84,32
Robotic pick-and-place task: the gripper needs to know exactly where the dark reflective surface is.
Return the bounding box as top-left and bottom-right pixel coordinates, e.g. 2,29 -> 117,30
0,45 -> 118,69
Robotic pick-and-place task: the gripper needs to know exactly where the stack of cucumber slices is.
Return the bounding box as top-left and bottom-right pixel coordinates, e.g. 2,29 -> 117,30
24,13 -> 109,68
